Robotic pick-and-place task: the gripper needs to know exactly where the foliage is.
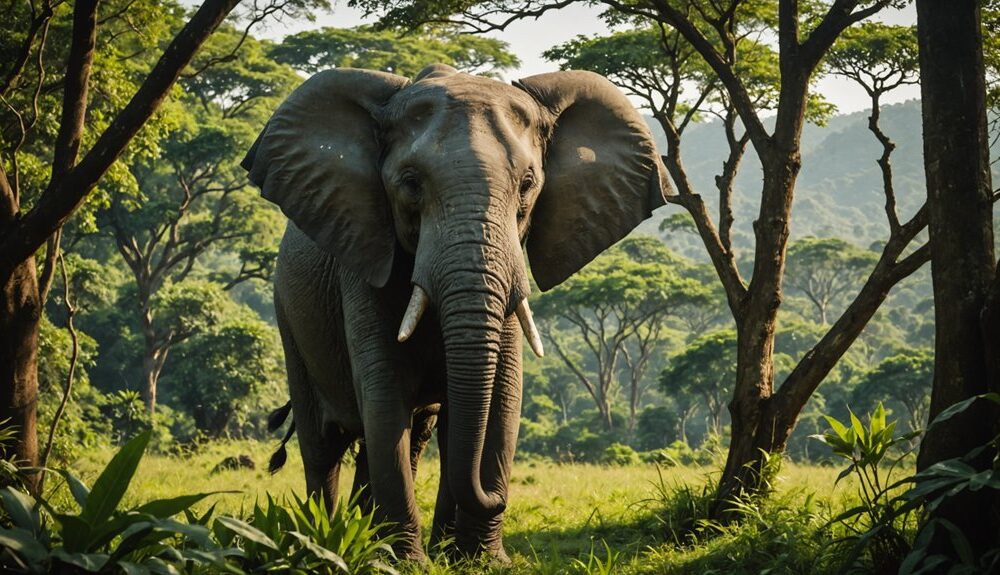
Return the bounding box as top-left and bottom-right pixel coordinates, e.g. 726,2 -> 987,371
0,429 -> 400,574
0,430 -> 233,573
600,443 -> 641,467
216,492 -> 398,574
811,403 -> 920,573
164,316 -> 284,438
661,330 -> 735,436
850,349 -> 932,434
826,22 -> 920,95
270,24 -> 519,77
784,237 -> 879,325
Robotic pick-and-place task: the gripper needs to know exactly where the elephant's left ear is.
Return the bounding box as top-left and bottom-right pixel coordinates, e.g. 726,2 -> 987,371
515,71 -> 671,291
242,69 -> 410,288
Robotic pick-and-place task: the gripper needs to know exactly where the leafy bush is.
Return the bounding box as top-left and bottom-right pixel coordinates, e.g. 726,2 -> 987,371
811,402 -> 919,573
642,439 -> 719,467
0,428 -> 398,574
0,430 -> 233,573
600,443 -> 640,466
216,493 -> 398,574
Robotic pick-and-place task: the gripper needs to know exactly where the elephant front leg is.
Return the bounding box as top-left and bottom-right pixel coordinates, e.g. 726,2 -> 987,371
362,397 -> 426,561
453,315 -> 523,562
430,406 -> 457,554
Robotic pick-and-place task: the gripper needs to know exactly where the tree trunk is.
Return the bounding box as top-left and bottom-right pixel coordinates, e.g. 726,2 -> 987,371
140,303 -> 165,414
0,257 -> 41,493
915,0 -> 999,556
714,148 -> 800,513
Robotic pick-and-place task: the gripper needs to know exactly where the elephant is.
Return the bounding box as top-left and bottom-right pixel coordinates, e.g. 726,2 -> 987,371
241,62 -> 668,561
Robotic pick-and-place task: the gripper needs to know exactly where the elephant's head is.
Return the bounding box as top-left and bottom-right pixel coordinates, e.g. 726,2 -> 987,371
243,63 -> 668,518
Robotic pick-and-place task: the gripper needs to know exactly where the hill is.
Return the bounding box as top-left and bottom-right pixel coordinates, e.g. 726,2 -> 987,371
640,100 -> 931,258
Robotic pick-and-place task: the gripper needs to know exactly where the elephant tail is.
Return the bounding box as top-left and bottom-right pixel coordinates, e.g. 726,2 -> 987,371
269,419 -> 296,474
267,400 -> 292,432
267,401 -> 296,474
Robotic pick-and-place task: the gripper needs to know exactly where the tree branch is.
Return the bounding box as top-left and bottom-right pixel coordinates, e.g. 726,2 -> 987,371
0,0 -> 243,283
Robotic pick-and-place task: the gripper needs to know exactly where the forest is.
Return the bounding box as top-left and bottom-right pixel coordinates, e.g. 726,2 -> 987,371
0,0 -> 998,573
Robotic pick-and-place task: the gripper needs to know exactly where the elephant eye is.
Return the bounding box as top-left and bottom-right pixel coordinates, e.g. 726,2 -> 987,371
519,172 -> 536,196
398,170 -> 422,201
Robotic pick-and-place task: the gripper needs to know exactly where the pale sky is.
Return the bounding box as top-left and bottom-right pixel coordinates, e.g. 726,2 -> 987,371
253,1 -> 921,115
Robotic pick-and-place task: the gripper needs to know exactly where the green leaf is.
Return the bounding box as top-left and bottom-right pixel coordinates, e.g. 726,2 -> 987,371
51,548 -> 110,572
215,516 -> 279,551
927,395 -> 987,430
0,487 -> 40,532
117,560 -> 149,575
134,492 -> 225,519
871,402 -> 886,436
0,527 -> 50,566
288,531 -> 350,572
82,429 -> 152,526
53,512 -> 93,553
58,470 -> 91,510
936,518 -> 976,565
145,556 -> 182,575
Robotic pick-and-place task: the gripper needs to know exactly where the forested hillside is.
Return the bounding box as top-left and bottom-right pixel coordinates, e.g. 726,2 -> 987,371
644,100 -> 930,254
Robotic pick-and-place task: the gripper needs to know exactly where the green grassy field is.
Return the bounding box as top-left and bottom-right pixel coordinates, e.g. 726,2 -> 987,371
58,440 -> 867,574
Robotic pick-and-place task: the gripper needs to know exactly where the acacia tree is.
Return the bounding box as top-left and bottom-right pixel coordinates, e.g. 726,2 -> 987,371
661,329 -> 737,436
784,237 -> 878,324
535,238 -> 707,432
0,0 -> 323,489
850,349 -> 931,435
269,24 -> 519,77
525,0 -> 933,511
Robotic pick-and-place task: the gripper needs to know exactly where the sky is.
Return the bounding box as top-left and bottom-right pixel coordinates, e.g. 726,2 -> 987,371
254,1 -> 921,115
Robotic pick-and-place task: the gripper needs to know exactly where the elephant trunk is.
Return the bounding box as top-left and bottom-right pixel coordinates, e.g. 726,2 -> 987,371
438,271 -> 508,519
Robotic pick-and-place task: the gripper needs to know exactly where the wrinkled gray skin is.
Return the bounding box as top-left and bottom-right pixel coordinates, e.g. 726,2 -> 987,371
242,63 -> 667,561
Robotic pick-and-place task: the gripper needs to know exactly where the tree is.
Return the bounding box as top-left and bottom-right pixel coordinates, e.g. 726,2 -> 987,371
98,31 -> 293,413
535,238 -> 707,432
0,0 -> 263,490
661,329 -> 736,437
784,238 -> 878,324
269,25 -> 519,77
850,349 -> 931,435
915,0 -> 1000,557
511,0 -> 931,512
164,314 -> 282,437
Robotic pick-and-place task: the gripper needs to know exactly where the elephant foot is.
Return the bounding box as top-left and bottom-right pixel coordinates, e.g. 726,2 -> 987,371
393,538 -> 427,563
452,510 -> 509,564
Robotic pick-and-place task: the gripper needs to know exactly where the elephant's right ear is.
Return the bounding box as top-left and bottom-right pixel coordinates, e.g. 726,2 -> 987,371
242,69 -> 409,288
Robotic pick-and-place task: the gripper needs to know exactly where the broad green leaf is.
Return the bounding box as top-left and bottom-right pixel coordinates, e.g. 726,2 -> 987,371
0,527 -> 50,566
216,516 -> 279,551
0,487 -> 40,532
53,512 -> 93,553
135,492 -> 225,519
145,556 -> 182,575
823,415 -> 849,440
926,395 -> 989,430
288,531 -> 350,572
936,518 -> 976,565
82,429 -> 152,526
871,402 -> 886,436
117,560 -> 148,575
51,548 -> 110,572
58,470 -> 91,510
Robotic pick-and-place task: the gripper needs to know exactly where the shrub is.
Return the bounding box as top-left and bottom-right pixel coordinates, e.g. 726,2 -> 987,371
600,443 -> 641,466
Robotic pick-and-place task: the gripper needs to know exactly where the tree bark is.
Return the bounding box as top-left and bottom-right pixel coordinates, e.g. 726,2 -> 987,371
0,258 -> 40,492
915,0 -> 999,555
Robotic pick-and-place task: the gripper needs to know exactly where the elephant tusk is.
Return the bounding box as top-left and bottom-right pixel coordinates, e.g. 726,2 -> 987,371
516,298 -> 545,358
397,285 -> 429,342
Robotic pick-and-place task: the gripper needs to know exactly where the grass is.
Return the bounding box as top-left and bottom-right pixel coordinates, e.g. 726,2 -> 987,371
51,440 -> 871,574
